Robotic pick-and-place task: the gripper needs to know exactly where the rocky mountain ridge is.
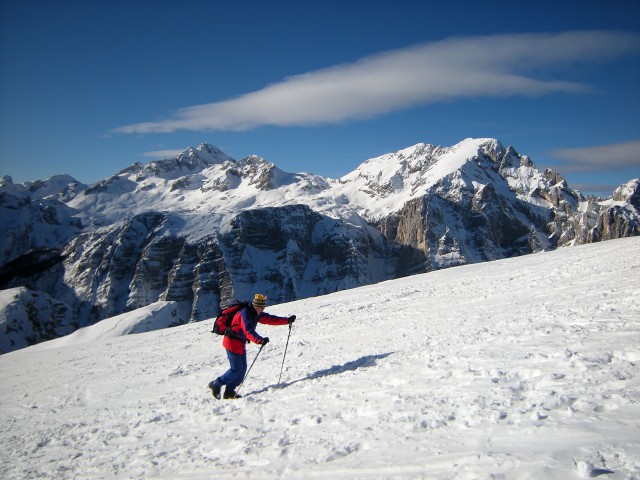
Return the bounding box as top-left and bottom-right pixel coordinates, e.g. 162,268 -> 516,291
1,138 -> 638,353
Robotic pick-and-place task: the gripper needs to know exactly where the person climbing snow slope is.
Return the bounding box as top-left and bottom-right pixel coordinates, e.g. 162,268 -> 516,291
209,294 -> 295,399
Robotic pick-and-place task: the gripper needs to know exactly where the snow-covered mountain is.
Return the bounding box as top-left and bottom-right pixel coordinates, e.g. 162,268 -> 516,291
0,174 -> 86,203
0,177 -> 83,268
1,237 -> 638,479
1,139 -> 639,353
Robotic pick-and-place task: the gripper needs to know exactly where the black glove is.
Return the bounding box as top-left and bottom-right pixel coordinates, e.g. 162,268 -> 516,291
288,315 -> 296,324
260,337 -> 270,345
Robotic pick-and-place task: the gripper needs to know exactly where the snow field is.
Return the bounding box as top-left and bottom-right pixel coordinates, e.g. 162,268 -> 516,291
0,237 -> 639,479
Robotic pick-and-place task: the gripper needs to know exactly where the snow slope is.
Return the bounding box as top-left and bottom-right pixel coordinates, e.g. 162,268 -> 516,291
25,301 -> 189,351
0,237 -> 639,479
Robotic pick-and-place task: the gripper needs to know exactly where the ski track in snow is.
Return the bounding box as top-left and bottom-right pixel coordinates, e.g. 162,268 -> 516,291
1,237 -> 639,479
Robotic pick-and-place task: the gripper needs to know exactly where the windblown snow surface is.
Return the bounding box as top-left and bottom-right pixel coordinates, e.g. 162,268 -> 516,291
1,237 -> 639,479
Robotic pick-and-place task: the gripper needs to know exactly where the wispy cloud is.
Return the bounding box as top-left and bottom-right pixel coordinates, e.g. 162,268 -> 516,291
550,139 -> 640,173
143,149 -> 185,159
571,182 -> 623,196
114,31 -> 640,134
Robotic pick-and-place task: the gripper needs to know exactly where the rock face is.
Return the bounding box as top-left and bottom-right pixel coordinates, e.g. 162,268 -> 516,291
374,144 -> 569,268
17,205 -> 420,332
1,140 -> 638,353
0,192 -> 82,268
0,287 -> 77,353
367,142 -> 639,268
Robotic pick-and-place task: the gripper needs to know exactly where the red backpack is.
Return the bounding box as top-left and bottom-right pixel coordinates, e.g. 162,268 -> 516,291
212,302 -> 248,337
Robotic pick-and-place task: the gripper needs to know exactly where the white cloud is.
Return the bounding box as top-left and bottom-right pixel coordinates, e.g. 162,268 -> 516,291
114,31 -> 640,134
550,139 -> 640,173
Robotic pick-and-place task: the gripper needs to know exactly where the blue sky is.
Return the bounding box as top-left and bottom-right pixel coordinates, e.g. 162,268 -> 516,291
1,0 -> 639,196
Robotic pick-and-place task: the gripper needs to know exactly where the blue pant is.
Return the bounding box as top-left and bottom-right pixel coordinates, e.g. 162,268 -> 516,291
216,350 -> 247,391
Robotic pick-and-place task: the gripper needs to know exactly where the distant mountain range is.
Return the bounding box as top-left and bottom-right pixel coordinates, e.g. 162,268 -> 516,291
1,138 -> 638,353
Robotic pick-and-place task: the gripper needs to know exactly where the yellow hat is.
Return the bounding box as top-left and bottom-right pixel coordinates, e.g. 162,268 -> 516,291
252,294 -> 267,308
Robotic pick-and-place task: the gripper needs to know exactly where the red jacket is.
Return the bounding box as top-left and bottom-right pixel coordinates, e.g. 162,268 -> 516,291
222,304 -> 289,354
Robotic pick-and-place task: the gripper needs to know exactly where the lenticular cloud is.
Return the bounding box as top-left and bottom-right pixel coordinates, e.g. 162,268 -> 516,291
550,139 -> 640,173
114,31 -> 640,134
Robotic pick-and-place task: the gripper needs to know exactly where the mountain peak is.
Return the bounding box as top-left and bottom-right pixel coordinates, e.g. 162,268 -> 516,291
340,138 -> 504,199
111,144 -> 235,183
0,173 -> 86,202
177,143 -> 234,165
613,178 -> 640,209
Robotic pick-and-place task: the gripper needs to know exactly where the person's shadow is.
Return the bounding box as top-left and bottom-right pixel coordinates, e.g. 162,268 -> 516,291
246,351 -> 395,396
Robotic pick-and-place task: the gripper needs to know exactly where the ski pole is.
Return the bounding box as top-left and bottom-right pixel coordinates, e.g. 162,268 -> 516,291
235,343 -> 265,397
278,322 -> 293,384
